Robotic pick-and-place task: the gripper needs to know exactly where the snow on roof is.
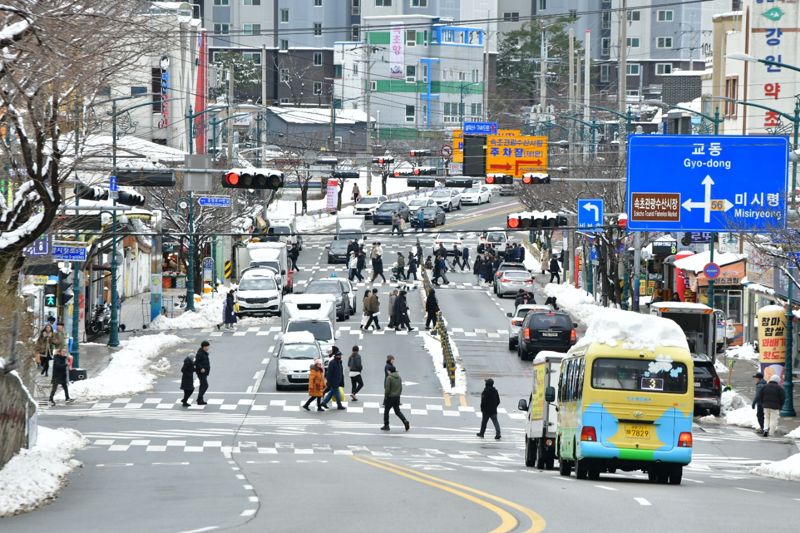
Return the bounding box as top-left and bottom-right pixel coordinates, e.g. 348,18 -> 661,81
268,106 -> 373,125
533,351 -> 566,364
674,251 -> 746,273
574,307 -> 690,352
650,301 -> 712,311
80,135 -> 187,164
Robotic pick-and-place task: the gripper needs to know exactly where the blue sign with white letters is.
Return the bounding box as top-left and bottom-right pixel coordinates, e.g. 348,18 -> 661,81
577,199 -> 604,232
626,135 -> 789,232
52,244 -> 87,261
197,196 -> 231,208
463,121 -> 498,135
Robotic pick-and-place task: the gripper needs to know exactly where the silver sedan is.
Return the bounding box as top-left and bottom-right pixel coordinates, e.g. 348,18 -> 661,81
495,270 -> 535,297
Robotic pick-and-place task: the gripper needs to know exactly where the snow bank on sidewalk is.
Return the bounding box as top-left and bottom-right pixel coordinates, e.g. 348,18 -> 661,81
788,426 -> 800,439
70,333 -> 185,400
151,291 -> 228,331
751,453 -> 800,482
726,343 -> 759,361
0,427 -> 87,517
722,389 -> 760,429
421,332 -> 467,395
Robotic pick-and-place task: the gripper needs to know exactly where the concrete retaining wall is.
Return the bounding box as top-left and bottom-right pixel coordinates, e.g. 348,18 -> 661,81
0,371 -> 37,467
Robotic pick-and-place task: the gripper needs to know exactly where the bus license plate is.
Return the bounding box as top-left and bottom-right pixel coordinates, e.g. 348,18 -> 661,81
625,424 -> 651,439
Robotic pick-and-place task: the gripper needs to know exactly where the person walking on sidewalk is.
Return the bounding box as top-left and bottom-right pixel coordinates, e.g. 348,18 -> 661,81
49,348 -> 72,406
36,324 -> 57,377
388,289 -> 398,329
195,340 -> 211,405
425,289 -> 439,330
180,355 -> 195,407
751,372 -> 767,433
321,349 -> 346,410
348,346 -> 364,401
757,375 -> 786,437
477,378 -> 501,439
222,292 -> 237,330
548,256 -> 561,284
364,289 -> 381,330
303,359 -> 326,411
381,364 -> 410,431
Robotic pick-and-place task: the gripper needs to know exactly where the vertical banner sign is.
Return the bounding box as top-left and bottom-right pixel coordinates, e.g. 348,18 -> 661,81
389,24 -> 404,79
757,305 -> 787,383
158,55 -> 170,129
194,29 -> 208,154
748,2 -> 799,133
326,179 -> 339,212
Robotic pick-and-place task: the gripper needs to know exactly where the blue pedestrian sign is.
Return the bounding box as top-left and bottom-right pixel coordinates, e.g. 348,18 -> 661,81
109,175 -> 118,192
197,196 -> 231,208
24,233 -> 50,256
463,121 -> 498,135
52,243 -> 88,262
577,199 -> 604,232
626,135 -> 789,232
704,262 -> 721,280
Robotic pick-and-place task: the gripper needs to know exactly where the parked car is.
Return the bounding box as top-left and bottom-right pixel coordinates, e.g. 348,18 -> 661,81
326,239 -> 351,264
407,197 -> 436,214
303,279 -> 351,321
275,331 -> 322,390
235,269 -> 282,317
495,270 -> 535,298
693,354 -> 722,416
429,188 -> 462,211
411,206 -> 446,228
372,201 -> 410,224
353,195 -> 388,218
432,233 -> 463,257
517,311 -> 577,360
507,304 -> 551,350
460,186 -> 491,205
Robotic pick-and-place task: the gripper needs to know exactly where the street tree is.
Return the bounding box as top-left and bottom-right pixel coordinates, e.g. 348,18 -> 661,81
210,51 -> 262,102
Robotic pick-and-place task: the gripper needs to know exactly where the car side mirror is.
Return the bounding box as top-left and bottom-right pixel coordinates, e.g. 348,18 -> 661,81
275,333 -> 283,342
545,386 -> 556,403
334,332 -> 340,339
506,312 -> 513,318
517,398 -> 529,411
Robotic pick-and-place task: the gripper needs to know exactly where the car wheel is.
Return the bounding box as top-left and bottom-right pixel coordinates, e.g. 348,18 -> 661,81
457,201 -> 462,210
575,459 -> 589,480
525,438 -> 537,468
276,382 -> 283,391
668,465 -> 683,485
508,339 -> 516,351
558,457 -> 571,477
710,406 -> 721,417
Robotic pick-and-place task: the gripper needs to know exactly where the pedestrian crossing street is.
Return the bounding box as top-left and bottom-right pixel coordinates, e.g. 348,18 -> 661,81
184,324 -> 511,340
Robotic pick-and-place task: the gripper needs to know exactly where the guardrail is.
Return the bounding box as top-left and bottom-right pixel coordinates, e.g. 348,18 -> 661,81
421,267 -> 457,387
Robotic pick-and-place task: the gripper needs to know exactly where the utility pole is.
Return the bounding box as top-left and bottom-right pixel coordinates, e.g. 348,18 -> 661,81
618,0 -> 628,157
539,23 -> 547,109
568,27 -> 575,168
261,43 -> 268,154
227,64 -> 235,163
483,10 -> 490,120
364,27 -> 373,195
584,29 -> 591,161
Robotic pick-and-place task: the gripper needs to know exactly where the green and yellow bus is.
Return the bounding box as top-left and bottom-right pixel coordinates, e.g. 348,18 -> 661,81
555,343 -> 694,485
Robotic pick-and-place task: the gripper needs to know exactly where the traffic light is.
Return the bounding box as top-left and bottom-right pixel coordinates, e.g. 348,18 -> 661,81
409,149 -> 431,158
407,178 -> 436,188
74,184 -> 145,206
44,283 -> 57,308
507,211 -> 569,230
413,166 -> 437,176
223,168 -> 284,189
681,233 -> 692,246
485,174 -> 513,185
372,157 -> 395,166
58,270 -> 73,306
393,169 -> 413,177
116,190 -> 145,207
333,171 -> 359,180
445,178 -> 472,188
521,173 -> 551,185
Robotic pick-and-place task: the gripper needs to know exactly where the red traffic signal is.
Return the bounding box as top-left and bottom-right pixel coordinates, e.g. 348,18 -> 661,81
223,168 -> 284,189
372,157 -> 395,165
522,173 -> 550,185
224,172 -> 240,187
486,174 -> 513,185
409,149 -> 431,157
507,215 -> 520,229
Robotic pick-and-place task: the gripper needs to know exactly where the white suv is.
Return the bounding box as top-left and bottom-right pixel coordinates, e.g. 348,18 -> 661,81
353,195 -> 388,218
235,269 -> 282,317
430,189 -> 462,211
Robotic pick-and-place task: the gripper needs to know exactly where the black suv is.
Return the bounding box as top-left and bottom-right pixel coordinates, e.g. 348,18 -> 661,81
372,201 -> 410,225
693,355 -> 722,416
517,311 -> 577,360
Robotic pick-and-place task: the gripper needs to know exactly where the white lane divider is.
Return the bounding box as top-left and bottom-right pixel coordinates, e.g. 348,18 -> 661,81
735,487 -> 764,494
634,497 -> 651,506
594,485 -> 618,491
246,360 -> 269,394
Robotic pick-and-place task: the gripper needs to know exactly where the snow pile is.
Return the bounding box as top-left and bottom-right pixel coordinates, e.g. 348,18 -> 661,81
543,283 -> 599,326
751,453 -> 800,482
722,389 -> 760,429
722,389 -> 747,412
573,307 -> 689,352
69,334 -> 184,400
787,426 -> 800,439
150,291 -> 227,330
420,332 -> 467,395
0,427 -> 87,517
726,344 -> 759,361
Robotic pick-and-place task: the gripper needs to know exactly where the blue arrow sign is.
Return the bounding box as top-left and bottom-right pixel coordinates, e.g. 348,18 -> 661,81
109,175 -> 118,192
626,135 -> 788,232
463,121 -> 498,135
197,196 -> 231,208
577,199 -> 604,232
52,244 -> 87,262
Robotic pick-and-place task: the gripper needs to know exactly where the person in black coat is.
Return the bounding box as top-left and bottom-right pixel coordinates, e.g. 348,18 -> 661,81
289,242 -> 300,272
321,349 -> 346,409
548,256 -> 561,283
180,355 -> 195,407
425,289 -> 440,330
49,348 -> 72,405
195,341 -> 211,405
223,292 -> 237,329
384,355 -> 396,377
477,378 -> 501,439
757,375 -> 786,437
460,246 -> 470,271
407,252 -> 418,281
394,291 -> 413,331
356,251 -> 367,280
481,257 -> 494,284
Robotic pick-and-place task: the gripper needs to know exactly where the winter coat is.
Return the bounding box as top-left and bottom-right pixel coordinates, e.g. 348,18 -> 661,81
180,357 -> 195,391
325,357 -> 345,389
195,348 -> 210,376
384,371 -> 403,398
407,255 -> 418,272
758,381 -> 786,410
481,260 -> 494,281
223,294 -> 237,324
348,353 -> 363,373
308,367 -> 325,397
35,332 -> 57,356
462,248 -> 470,262
51,354 -> 69,385
416,243 -> 423,260
394,295 -> 408,318
357,254 -> 366,270
388,294 -> 397,316
517,246 -> 525,261
348,255 -> 358,270
365,293 -> 380,314
480,383 -> 501,416
752,378 -> 767,408
549,257 -> 560,274
473,256 -> 483,275
371,245 -> 382,259
347,241 -> 360,257
397,255 -> 405,269
373,257 -> 384,274
435,246 -> 447,259
426,292 -> 439,314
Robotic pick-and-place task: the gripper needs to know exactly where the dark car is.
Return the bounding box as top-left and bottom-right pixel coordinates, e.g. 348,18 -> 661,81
693,355 -> 722,416
411,206 -> 446,228
517,311 -> 577,360
327,239 -> 351,264
303,280 -> 351,321
372,201 -> 410,225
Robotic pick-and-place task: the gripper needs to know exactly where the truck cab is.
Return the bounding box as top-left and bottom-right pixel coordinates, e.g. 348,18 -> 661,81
649,302 -> 717,360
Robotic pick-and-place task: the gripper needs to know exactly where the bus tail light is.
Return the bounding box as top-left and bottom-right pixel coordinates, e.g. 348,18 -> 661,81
678,432 -> 693,448
570,329 -> 577,344
523,327 -> 531,341
580,426 -> 597,442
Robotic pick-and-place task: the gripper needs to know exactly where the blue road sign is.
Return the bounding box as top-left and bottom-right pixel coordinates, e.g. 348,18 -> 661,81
577,199 -> 604,232
463,121 -> 498,135
704,262 -> 721,279
52,244 -> 87,262
590,247 -> 599,262
197,196 -> 231,208
626,135 -> 789,232
24,233 -> 50,256
109,175 -> 118,192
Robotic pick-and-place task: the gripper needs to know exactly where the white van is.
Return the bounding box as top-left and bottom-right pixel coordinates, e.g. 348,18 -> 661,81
517,351 -> 564,470
267,218 -> 302,250
280,294 -> 337,354
246,242 -> 291,293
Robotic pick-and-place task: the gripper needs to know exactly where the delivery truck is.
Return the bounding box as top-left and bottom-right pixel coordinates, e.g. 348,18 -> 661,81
517,351 -> 564,470
235,241 -> 292,293
650,302 -> 716,360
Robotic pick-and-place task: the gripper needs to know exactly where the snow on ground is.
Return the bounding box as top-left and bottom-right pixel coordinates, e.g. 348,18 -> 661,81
751,453 -> 800,482
788,426 -> 800,439
150,290 -> 228,330
522,245 -> 541,274
722,389 -> 761,429
421,331 -> 467,396
69,333 -> 184,400
0,426 -> 87,517
726,343 -> 759,361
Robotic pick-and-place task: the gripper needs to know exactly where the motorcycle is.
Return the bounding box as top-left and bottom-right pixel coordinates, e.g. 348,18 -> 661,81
87,303 -> 111,335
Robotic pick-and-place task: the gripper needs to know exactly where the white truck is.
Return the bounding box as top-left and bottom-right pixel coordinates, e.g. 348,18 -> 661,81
517,351 -> 564,470
650,302 -> 717,359
335,215 -> 366,243
236,241 -> 292,293
280,294 -> 337,355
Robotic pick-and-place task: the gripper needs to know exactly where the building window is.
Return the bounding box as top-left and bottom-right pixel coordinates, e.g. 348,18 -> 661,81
406,29 -> 416,46
279,98 -> 289,105
313,81 -> 322,95
657,10 -> 673,22
626,89 -> 639,98
626,37 -> 640,48
503,12 -> 519,22
411,0 -> 427,6
313,52 -> 323,66
243,0 -> 260,5
656,37 -> 673,48
334,64 -> 343,78
243,24 -> 261,36
655,63 -> 672,75
724,76 -> 738,117
314,0 -> 322,5
280,8 -> 289,22
376,0 -> 391,6
352,0 -> 360,15
458,71 -> 466,81
243,52 -> 261,64
600,64 -> 610,82
539,0 -> 546,9
280,68 -> 289,82
131,86 -> 148,96
470,103 -> 482,116
601,12 -> 611,29
626,64 -> 640,76
626,10 -> 640,21
443,102 -> 462,123
353,63 -> 358,75
352,24 -> 360,41
151,67 -> 163,113
213,23 -> 229,35
405,104 -> 415,122
422,30 -> 428,45
213,0 -> 229,5
313,23 -> 322,36
422,64 -> 429,82
601,37 -> 610,56
211,51 -> 220,63
406,65 -> 416,83
280,39 -> 289,50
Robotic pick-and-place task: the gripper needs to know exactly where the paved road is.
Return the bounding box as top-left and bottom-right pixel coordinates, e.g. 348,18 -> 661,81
6,193 -> 800,533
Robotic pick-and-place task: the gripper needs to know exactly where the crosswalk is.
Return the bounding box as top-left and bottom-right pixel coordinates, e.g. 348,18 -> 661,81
183,323 -> 511,340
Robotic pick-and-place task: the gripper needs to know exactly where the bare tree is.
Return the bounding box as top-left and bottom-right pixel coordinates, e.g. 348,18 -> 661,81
277,55 -> 314,106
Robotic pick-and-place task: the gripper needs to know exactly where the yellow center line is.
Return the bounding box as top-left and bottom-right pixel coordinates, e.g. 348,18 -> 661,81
353,456 -> 518,533
367,458 -> 548,533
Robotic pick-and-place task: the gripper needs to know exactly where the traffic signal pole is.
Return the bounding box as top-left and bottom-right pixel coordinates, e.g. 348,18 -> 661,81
186,191 -> 196,312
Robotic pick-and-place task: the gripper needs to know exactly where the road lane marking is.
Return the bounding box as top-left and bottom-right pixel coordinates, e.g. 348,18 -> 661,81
176,527 -> 219,533
594,485 -> 618,491
634,497 -> 651,506
353,457 -> 519,533
735,487 -> 764,494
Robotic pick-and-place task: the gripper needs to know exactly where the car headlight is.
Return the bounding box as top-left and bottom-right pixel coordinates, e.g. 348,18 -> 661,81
278,365 -> 290,374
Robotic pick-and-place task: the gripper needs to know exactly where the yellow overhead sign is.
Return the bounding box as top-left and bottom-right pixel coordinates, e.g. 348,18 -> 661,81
485,134 -> 547,177
452,129 -> 520,164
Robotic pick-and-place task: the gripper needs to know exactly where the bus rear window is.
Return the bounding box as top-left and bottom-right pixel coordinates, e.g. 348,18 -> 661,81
591,358 -> 688,393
